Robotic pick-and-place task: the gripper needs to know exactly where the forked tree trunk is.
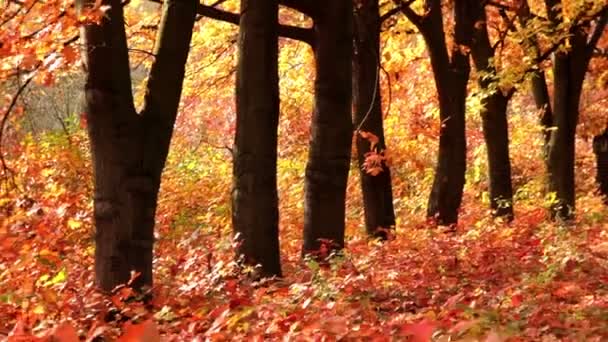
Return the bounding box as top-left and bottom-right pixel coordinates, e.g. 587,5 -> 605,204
232,0 -> 282,277
303,0 -> 353,255
405,0 -> 473,225
547,38 -> 587,219
544,0 -> 607,220
82,0 -> 197,291
470,3 -> 514,220
353,0 -> 396,238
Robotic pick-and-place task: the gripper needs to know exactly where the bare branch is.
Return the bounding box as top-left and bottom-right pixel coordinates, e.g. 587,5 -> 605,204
0,71 -> 35,181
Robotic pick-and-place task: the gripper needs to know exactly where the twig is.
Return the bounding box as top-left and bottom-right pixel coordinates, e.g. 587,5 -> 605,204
0,71 -> 35,183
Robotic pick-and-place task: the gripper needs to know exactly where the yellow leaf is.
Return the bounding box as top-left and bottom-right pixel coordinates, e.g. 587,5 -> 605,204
67,219 -> 82,229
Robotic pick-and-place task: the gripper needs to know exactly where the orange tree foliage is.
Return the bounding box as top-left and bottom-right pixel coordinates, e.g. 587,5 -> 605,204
1,0 -> 608,340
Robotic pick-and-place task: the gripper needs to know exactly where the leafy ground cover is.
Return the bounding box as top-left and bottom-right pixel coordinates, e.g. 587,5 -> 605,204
1,112 -> 608,341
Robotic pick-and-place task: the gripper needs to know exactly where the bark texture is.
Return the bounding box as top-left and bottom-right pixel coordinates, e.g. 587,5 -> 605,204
303,0 -> 353,255
82,0 -> 197,291
402,0 -> 474,225
470,3 -> 514,220
353,0 -> 396,238
232,0 -> 282,276
593,129 -> 608,200
544,1 -> 607,219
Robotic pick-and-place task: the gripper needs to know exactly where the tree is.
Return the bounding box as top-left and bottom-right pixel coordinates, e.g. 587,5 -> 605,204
353,0 -> 396,238
302,0 -> 353,255
543,1 -> 607,219
469,3 -> 514,220
518,1 -> 553,154
397,0 -> 475,225
81,0 -> 197,290
593,127 -> 608,200
232,0 -> 282,277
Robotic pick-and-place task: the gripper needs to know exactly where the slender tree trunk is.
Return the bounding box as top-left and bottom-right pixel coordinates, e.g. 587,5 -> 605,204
415,0 -> 473,225
593,128 -> 608,200
82,0 -> 197,291
353,0 -> 396,238
232,0 -> 282,277
133,0 -> 197,288
470,3 -> 514,220
303,0 -> 353,255
519,1 -> 553,154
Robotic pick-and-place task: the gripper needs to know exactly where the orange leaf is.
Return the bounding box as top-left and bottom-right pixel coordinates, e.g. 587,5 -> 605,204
46,323 -> 79,342
117,320 -> 161,342
62,46 -> 79,64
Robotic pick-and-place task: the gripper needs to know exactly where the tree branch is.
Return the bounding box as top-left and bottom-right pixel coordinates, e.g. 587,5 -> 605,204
0,71 -> 35,180
279,0 -> 317,19
392,0 -> 422,27
380,6 -> 402,24
148,0 -> 314,45
587,6 -> 608,53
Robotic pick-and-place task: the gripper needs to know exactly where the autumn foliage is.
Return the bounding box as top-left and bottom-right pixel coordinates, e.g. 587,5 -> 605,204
1,0 -> 608,341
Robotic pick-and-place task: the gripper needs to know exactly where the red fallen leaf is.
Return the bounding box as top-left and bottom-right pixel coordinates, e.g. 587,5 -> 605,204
85,322 -> 109,342
511,293 -> 523,307
43,323 -> 79,342
552,282 -> 582,300
322,316 -> 348,337
117,320 -> 160,342
401,320 -> 436,342
7,320 -> 35,342
449,319 -> 480,334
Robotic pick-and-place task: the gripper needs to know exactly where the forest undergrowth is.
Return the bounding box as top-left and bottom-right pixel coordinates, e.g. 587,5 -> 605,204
1,113 -> 608,341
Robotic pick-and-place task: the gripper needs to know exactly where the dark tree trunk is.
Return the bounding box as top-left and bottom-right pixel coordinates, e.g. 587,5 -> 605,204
407,0 -> 473,225
546,36 -> 587,219
82,0 -> 140,291
133,0 -> 197,288
303,0 -> 353,255
470,3 -> 514,220
82,0 -> 197,291
353,0 -> 396,238
544,0 -> 607,220
593,129 -> 608,200
232,0 -> 282,277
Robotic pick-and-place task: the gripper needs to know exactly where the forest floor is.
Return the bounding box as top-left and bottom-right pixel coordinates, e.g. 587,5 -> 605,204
2,127 -> 608,341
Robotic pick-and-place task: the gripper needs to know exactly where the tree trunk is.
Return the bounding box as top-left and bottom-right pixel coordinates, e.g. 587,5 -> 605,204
519,0 -> 553,155
546,34 -> 587,219
418,0 -> 473,225
353,0 -> 396,238
593,128 -> 608,200
303,0 -> 353,255
232,0 -> 282,277
133,0 -> 197,288
470,3 -> 514,220
82,0 -> 143,291
82,0 -> 197,291
543,0 -> 608,219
